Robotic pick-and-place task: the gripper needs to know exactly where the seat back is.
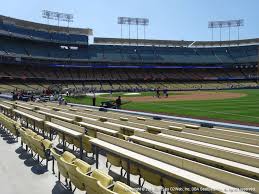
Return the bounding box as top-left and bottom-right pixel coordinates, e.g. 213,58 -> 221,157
74,159 -> 91,174
92,169 -> 113,188
62,151 -> 76,163
72,135 -> 93,153
107,153 -> 121,167
82,135 -> 94,153
97,181 -> 117,194
18,128 -> 27,144
34,135 -> 44,141
0,114 -> 19,136
139,168 -> 162,186
51,148 -> 69,178
51,118 -> 84,133
30,136 -> 40,153
16,107 -> 45,119
76,167 -> 99,194
121,160 -> 139,175
25,129 -> 37,148
162,177 -> 179,192
42,139 -> 53,150
88,128 -> 97,137
36,138 -> 52,159
64,161 -> 85,191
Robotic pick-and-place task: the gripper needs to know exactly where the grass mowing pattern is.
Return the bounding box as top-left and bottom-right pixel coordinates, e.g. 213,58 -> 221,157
65,89 -> 259,125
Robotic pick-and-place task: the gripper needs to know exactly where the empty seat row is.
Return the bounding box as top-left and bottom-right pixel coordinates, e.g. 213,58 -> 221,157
93,133 -> 259,193
18,127 -> 53,169
51,149 -> 139,194
0,113 -> 20,140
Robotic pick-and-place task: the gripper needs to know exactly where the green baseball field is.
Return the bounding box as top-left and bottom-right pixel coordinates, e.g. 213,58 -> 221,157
65,89 -> 259,126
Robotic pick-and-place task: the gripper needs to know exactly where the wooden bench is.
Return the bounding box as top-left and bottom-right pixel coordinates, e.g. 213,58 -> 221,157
16,107 -> 45,119
68,110 -> 149,130
99,117 -> 108,122
146,125 -> 163,134
0,103 -> 12,110
83,108 -> 93,112
51,118 -> 84,133
58,111 -> 96,122
168,125 -> 183,132
0,103 -> 12,115
37,110 -> 75,123
78,117 -> 121,134
44,121 -> 83,138
59,107 -> 259,146
61,110 -> 107,121
130,132 -> 259,179
91,133 -> 256,193
27,103 -> 52,111
182,127 -> 259,145
199,126 -> 259,140
13,103 -> 35,111
185,124 -> 200,130
108,119 -> 147,130
51,103 -> 94,112
161,128 -> 259,154
78,121 -> 118,138
44,119 -> 84,159
68,108 -> 77,112
2,100 -> 15,106
137,117 -> 146,121
158,133 -> 259,168
105,121 -> 145,136
13,109 -> 44,130
216,126 -> 259,136
120,117 -> 128,121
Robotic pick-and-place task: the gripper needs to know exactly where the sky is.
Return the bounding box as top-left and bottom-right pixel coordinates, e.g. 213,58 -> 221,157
0,0 -> 259,41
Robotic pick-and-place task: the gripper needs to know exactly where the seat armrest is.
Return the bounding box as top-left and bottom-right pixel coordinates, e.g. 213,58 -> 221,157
86,170 -> 94,176
107,183 -> 115,190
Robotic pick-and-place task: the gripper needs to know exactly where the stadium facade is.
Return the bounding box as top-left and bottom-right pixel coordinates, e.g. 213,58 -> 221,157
0,15 -> 258,93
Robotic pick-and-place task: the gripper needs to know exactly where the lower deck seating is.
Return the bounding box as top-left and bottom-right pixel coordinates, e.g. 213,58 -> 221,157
50,148 -> 138,194
91,133 -> 259,193
1,100 -> 259,194
0,113 -> 20,140
18,127 -> 53,169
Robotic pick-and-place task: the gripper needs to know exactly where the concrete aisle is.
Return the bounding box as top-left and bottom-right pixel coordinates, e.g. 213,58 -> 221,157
0,128 -> 158,194
0,130 -> 74,194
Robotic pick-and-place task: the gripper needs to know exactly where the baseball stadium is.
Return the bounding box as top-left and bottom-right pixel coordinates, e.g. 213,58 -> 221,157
0,1 -> 259,194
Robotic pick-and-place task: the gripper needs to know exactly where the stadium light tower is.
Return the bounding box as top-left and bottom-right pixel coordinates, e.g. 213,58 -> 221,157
118,17 -> 149,43
42,10 -> 74,27
208,19 -> 244,42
